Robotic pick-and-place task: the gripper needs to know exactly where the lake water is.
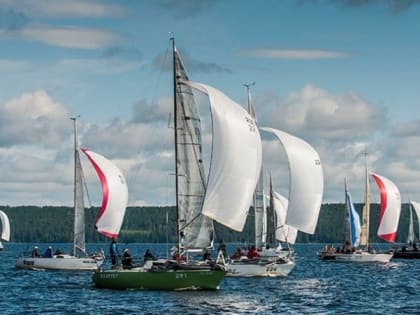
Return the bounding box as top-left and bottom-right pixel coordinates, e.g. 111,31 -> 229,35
1,243 -> 419,314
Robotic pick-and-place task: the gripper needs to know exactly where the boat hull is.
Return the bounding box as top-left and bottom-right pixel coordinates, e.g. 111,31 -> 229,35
226,259 -> 295,277
15,254 -> 103,271
393,250 -> 420,259
92,267 -> 226,290
318,250 -> 392,263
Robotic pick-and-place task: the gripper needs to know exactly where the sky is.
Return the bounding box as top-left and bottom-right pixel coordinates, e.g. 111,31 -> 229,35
0,0 -> 420,208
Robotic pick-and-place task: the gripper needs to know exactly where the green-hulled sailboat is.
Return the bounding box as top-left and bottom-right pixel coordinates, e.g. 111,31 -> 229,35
92,38 -> 262,290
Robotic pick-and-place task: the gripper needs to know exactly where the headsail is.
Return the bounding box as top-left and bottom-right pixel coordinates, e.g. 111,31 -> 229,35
271,191 -> 298,245
82,149 -> 128,239
173,47 -> 213,250
371,172 -> 401,243
0,210 -> 10,242
345,184 -> 361,248
182,80 -> 262,232
260,127 -> 323,234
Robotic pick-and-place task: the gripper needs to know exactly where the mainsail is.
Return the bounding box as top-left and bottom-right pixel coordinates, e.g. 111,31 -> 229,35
259,127 -> 323,234
182,81 -> 262,232
173,46 -> 213,250
371,172 -> 401,242
408,203 -> 415,244
410,201 -> 420,241
82,149 -> 128,239
254,168 -> 266,248
267,175 -> 278,245
0,210 -> 10,242
72,118 -> 86,256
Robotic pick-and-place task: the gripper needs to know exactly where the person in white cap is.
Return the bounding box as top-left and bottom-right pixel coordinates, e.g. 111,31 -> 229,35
31,246 -> 40,258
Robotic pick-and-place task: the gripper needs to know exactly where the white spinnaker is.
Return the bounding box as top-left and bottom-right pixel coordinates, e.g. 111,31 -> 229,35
272,191 -> 298,244
410,201 -> 420,240
371,172 -> 401,242
260,127 -> 323,234
0,210 -> 10,241
183,81 -> 262,232
82,149 -> 128,239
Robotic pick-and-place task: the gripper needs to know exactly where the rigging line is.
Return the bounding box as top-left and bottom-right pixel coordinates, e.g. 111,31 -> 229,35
128,41 -> 172,203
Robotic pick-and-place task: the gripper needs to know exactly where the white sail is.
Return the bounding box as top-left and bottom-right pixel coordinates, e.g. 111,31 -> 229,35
182,81 -> 262,232
82,149 -> 128,239
73,148 -> 86,254
173,48 -> 213,250
260,127 -> 323,234
410,201 -> 420,240
371,172 -> 401,243
0,210 -> 10,242
407,204 -> 415,243
254,168 -> 266,248
272,191 -> 298,244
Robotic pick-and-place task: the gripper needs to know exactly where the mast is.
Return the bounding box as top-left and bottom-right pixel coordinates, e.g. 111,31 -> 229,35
360,151 -> 370,248
71,116 -> 79,256
170,37 -> 181,251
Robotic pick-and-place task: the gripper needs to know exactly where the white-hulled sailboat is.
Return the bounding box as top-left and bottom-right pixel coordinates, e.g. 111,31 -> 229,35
318,154 -> 401,263
16,117 -> 128,270
0,210 -> 10,251
227,123 -> 324,277
91,38 -> 262,290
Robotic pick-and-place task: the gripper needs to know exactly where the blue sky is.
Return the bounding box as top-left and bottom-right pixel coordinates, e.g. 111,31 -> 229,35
0,0 -> 420,208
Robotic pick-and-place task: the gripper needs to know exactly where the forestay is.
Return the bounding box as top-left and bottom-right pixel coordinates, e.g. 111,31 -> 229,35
182,81 -> 262,232
82,149 -> 128,239
260,127 -> 323,234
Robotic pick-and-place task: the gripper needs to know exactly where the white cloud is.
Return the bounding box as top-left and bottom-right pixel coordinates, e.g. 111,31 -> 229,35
19,25 -> 121,49
257,84 -> 387,143
0,0 -> 124,18
240,49 -> 350,59
0,90 -> 71,147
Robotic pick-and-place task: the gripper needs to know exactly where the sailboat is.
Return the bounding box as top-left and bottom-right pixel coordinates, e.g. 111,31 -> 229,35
92,38 -> 262,290
318,178 -> 362,260
227,123 -> 323,277
16,117 -> 127,270
318,155 -> 401,263
393,200 -> 420,259
0,210 -> 10,251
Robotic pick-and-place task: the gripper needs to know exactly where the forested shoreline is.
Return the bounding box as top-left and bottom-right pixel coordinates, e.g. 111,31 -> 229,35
1,204 -> 413,244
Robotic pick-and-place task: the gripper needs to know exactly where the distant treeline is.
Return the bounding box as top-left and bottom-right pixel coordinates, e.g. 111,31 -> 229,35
0,204 -> 415,244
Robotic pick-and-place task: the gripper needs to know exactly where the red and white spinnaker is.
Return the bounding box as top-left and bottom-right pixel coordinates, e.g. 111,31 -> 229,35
82,149 -> 128,239
371,172 -> 401,242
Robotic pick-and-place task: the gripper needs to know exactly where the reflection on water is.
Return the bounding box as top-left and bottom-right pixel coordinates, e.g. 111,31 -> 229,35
1,243 -> 420,314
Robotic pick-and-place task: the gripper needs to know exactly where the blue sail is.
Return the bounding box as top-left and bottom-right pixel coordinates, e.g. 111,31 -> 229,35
346,191 -> 361,247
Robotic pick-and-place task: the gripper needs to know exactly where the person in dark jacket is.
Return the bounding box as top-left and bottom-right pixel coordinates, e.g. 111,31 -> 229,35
43,246 -> 52,258
122,248 -> 133,269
